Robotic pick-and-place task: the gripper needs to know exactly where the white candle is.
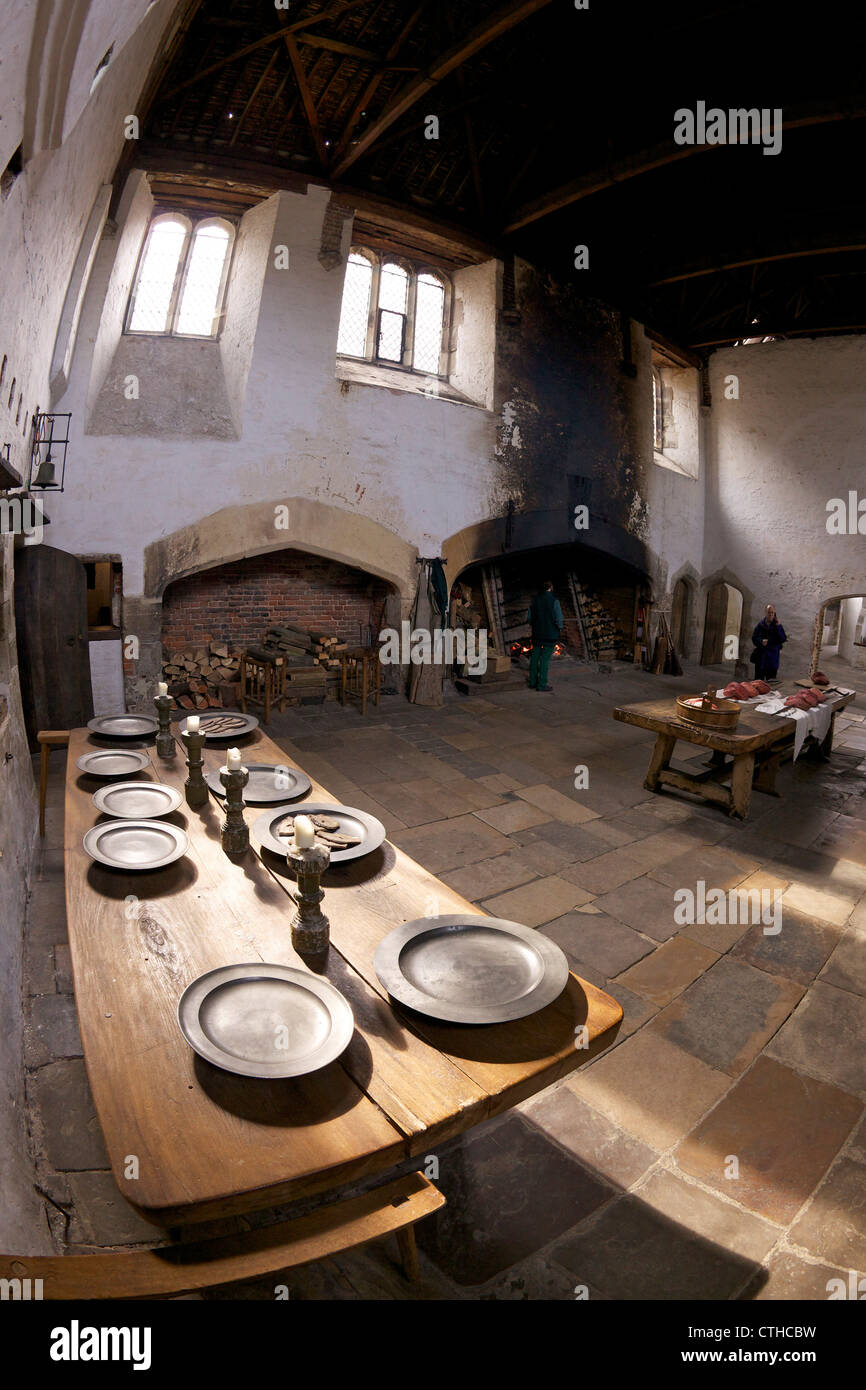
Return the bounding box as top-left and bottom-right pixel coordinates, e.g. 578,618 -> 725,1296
158,681 -> 168,696
226,747 -> 242,771
187,715 -> 200,733
292,814 -> 315,848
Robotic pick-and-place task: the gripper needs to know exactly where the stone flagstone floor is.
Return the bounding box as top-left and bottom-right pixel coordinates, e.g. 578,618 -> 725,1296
22,654 -> 866,1300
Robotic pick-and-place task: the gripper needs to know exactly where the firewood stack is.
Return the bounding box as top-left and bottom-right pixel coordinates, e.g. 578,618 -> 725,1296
161,643 -> 241,709
161,627 -> 358,709
579,588 -> 625,661
263,626 -> 350,700
264,626 -> 347,668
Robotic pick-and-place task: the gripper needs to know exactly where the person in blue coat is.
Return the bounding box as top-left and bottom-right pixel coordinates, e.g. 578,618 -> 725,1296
527,580 -> 563,691
751,603 -> 787,680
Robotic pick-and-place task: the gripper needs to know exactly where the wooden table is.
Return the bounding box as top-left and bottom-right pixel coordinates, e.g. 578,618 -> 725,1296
613,688 -> 855,819
65,725 -> 622,1228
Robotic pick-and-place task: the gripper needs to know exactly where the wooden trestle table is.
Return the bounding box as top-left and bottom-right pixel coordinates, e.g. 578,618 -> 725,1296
65,724 -> 622,1228
613,687 -> 855,820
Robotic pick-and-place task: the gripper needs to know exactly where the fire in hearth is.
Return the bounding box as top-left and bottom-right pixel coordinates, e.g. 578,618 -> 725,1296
511,642 -> 565,658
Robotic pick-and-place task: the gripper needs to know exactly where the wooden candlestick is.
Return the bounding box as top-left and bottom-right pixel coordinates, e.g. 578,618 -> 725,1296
181,727 -> 208,809
286,840 -> 330,956
154,694 -> 175,759
219,763 -> 249,856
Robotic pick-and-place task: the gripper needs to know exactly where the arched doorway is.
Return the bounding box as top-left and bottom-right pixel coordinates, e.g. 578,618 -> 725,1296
701,581 -> 743,665
812,593 -> 866,674
670,578 -> 691,656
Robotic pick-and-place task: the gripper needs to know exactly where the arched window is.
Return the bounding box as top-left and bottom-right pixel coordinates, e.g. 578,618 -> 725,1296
336,248 -> 450,377
336,251 -> 374,358
652,366 -> 664,452
414,271 -> 447,374
126,213 -> 235,338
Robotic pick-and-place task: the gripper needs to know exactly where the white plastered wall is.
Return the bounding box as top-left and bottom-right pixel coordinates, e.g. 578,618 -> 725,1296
704,337 -> 866,674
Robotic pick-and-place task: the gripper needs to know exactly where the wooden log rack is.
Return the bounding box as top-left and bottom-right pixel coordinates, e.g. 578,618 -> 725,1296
340,647 -> 381,715
239,647 -> 286,725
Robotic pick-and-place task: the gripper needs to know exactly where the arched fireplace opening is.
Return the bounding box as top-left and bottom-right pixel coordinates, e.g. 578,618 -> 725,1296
455,542 -> 649,668
160,549 -> 395,707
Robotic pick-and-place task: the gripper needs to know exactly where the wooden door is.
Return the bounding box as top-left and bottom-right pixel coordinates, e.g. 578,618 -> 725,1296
14,545 -> 93,748
671,579 -> 689,654
700,582 -> 726,665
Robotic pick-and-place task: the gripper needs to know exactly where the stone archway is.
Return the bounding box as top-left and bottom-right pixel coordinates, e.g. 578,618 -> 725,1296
143,497 -> 418,600
668,567 -> 700,660
811,592 -> 866,675
122,498 -> 417,708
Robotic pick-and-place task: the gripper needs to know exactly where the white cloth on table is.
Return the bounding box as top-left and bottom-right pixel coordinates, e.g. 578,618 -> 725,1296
751,691 -> 849,759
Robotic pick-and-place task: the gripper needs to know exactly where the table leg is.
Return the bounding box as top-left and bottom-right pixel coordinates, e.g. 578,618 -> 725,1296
396,1226 -> 419,1281
820,712 -> 837,759
730,752 -> 755,818
644,733 -> 677,792
753,751 -> 782,796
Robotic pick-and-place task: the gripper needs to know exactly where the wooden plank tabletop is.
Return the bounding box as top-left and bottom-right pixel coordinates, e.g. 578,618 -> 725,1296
613,688 -> 854,754
65,725 -> 622,1226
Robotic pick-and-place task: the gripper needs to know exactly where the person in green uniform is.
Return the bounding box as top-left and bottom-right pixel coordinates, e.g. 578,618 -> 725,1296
527,580 -> 563,691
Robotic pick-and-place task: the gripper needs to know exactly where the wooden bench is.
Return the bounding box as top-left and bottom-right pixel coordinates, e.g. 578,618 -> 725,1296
37,730 -> 69,837
0,1171 -> 442,1300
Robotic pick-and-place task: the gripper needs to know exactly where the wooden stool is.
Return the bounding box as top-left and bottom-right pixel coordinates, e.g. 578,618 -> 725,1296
239,647 -> 286,725
37,731 -> 70,837
340,648 -> 381,716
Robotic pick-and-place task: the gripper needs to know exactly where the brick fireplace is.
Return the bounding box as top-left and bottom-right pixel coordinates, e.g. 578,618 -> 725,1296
159,548 -> 395,705
162,549 -> 393,653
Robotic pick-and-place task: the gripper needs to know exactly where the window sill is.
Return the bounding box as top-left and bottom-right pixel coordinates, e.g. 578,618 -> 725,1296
336,358 -> 490,411
653,451 -> 698,479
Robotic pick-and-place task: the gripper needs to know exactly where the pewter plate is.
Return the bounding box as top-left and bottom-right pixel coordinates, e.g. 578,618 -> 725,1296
374,914 -> 570,1024
250,802 -> 385,864
76,749 -> 152,778
205,763 -> 312,804
177,963 -> 354,1078
176,710 -> 259,741
87,714 -> 159,739
92,781 -> 183,820
82,819 -> 188,871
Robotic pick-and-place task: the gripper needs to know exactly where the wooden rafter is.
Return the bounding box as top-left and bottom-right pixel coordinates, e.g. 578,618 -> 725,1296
650,242 -> 866,287
445,5 -> 483,215
330,0 -> 555,178
296,34 -> 382,63
229,47 -> 280,146
278,18 -> 328,169
329,4 -> 427,169
506,100 -> 866,234
161,1 -> 377,102
692,323 -> 866,348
